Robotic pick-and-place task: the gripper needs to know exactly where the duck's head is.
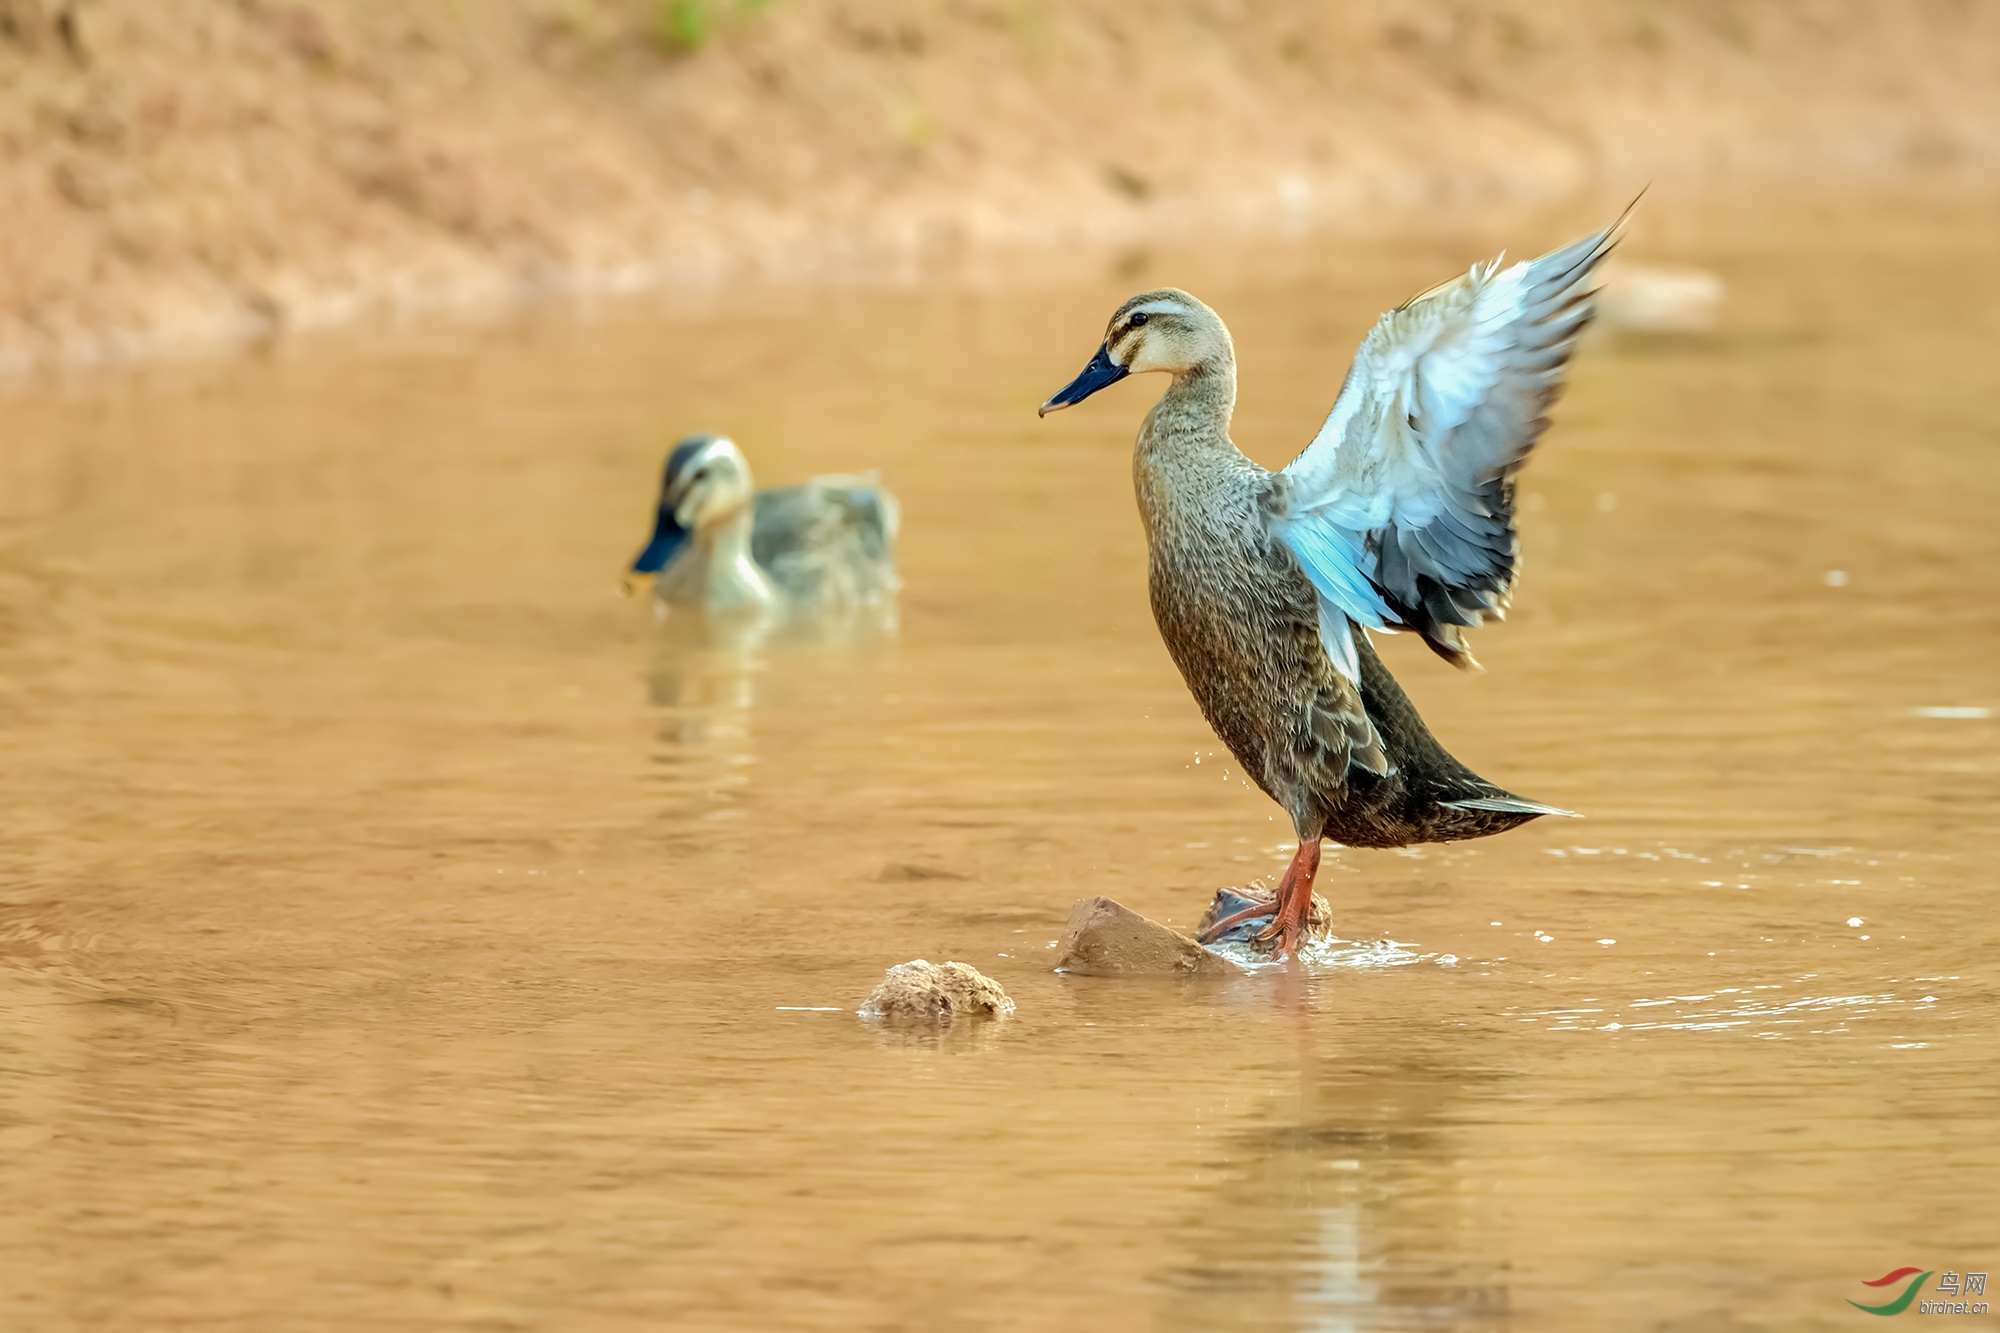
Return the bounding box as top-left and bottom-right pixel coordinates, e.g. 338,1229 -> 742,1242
628,434 -> 755,580
1038,289 -> 1232,416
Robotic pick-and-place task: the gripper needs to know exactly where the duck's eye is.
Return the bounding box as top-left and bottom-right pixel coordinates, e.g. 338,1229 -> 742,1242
1129,312 -> 1150,328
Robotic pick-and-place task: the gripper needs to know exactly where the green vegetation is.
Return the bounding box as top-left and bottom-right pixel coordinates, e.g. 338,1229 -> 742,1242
1006,2 -> 1052,54
882,90 -> 935,150
653,0 -> 779,56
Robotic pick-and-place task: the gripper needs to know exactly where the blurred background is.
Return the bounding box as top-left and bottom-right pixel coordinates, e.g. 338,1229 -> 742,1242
2,4 -> 1997,1332
1,0 -> 1998,367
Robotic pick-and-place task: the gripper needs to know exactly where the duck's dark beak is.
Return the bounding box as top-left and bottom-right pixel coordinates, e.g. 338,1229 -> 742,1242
622,508 -> 688,595
1039,343 -> 1128,416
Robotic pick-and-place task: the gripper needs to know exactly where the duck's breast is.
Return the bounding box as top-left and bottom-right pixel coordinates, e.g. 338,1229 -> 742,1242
1138,453 -> 1329,793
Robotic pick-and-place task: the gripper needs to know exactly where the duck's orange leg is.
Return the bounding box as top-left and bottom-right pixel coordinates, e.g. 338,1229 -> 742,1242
1255,839 -> 1321,960
1198,838 -> 1322,960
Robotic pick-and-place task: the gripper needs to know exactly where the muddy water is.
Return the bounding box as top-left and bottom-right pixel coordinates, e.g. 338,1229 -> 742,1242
1,202 -> 1996,1332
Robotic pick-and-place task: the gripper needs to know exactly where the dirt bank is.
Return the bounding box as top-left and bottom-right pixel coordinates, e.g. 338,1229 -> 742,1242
2,0 -> 1996,370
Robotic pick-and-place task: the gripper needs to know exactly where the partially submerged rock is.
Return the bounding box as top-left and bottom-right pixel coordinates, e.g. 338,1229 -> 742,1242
860,959 -> 1014,1024
1196,886 -> 1333,957
1054,896 -> 1245,977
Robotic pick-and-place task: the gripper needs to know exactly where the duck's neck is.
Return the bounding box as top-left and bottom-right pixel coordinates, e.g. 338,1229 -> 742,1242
662,506 -> 777,609
1132,354 -> 1261,542
1145,357 -> 1238,454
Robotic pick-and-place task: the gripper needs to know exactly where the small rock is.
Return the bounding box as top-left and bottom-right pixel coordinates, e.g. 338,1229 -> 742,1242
1196,886 -> 1333,957
1053,896 -> 1245,976
859,959 -> 1013,1025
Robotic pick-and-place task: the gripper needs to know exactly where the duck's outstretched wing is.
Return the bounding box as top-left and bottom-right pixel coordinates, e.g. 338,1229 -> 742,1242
1277,218 -> 1622,675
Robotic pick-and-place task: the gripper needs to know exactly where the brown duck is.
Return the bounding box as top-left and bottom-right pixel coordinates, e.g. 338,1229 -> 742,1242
1038,221 -> 1621,958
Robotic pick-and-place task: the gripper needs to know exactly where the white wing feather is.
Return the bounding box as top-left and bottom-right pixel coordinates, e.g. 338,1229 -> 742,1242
1278,219 -> 1623,677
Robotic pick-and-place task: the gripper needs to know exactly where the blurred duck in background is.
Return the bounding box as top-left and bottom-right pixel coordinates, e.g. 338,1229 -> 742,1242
625,434 -> 900,612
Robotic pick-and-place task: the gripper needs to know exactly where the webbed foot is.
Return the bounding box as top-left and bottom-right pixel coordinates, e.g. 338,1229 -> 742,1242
1197,839 -> 1324,961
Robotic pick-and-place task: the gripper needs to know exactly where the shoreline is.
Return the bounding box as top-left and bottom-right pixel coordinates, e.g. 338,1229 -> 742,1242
1,1 -> 1996,375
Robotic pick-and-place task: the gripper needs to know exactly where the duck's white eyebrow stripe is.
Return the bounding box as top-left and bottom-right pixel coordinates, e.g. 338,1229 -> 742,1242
1130,298 -> 1188,317
689,438 -> 733,469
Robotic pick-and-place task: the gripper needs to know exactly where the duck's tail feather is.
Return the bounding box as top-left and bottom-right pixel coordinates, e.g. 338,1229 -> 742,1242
1440,794 -> 1578,818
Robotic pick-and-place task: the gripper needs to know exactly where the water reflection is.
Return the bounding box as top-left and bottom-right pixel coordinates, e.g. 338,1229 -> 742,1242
643,598 -> 898,814
645,602 -> 777,734
1159,982 -> 1508,1331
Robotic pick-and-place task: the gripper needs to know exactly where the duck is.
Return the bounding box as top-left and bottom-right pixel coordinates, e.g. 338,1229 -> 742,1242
1038,219 -> 1623,959
626,434 -> 900,612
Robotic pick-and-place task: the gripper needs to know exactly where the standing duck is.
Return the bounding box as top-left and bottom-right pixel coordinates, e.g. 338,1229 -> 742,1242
1038,221 -> 1621,958
626,434 -> 900,612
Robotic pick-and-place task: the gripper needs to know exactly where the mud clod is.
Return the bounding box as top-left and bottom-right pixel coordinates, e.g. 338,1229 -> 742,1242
860,959 -> 1014,1025
1054,896 -> 1245,976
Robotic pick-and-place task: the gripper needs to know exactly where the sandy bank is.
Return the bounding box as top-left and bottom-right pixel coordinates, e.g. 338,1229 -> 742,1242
1,0 -> 1995,370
